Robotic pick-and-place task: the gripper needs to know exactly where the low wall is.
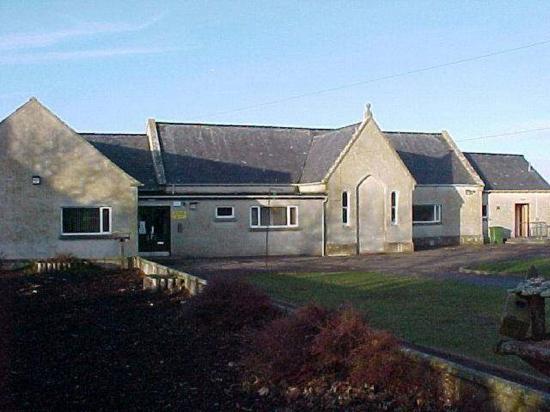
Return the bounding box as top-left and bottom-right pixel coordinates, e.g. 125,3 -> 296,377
129,256 -> 207,296
33,257 -> 129,272
20,256 -> 207,297
402,347 -> 550,412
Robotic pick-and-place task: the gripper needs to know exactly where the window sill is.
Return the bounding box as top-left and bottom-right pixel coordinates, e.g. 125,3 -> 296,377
249,226 -> 300,232
59,234 -> 117,240
214,217 -> 237,223
413,222 -> 442,226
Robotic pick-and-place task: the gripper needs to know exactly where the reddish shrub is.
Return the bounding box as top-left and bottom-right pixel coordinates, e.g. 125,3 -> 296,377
245,304 -> 331,385
310,307 -> 372,379
349,332 -> 444,408
185,276 -> 280,331
242,305 -> 482,410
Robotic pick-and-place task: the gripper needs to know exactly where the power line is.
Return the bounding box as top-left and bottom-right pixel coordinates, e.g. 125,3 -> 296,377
197,37 -> 550,119
457,126 -> 550,142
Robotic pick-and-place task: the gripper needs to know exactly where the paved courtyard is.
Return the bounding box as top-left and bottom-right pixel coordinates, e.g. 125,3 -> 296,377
155,243 -> 549,287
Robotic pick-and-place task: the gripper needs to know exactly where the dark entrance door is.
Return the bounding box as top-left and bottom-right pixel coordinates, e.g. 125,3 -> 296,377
138,206 -> 171,253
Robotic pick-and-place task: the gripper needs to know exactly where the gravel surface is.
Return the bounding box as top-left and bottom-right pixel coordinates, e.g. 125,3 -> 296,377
155,244 -> 549,288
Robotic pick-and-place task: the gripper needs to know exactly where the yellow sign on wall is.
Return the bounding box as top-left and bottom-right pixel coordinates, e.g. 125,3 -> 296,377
172,210 -> 187,220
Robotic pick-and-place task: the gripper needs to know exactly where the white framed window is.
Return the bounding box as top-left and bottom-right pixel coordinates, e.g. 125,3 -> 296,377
390,191 -> 398,224
342,191 -> 350,225
412,204 -> 442,224
61,207 -> 112,235
215,206 -> 235,219
250,206 -> 298,228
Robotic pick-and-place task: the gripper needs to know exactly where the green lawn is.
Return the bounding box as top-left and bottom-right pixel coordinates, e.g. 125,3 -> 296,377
473,257 -> 550,276
247,271 -> 548,375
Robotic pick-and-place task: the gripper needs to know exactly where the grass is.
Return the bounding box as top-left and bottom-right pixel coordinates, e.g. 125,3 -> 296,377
246,271 -> 550,375
472,257 -> 550,276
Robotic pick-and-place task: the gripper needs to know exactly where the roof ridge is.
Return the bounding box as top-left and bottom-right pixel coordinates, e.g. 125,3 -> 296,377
383,130 -> 442,135
311,123 -> 360,140
156,121 -> 334,131
80,132 -> 146,136
464,151 -> 524,157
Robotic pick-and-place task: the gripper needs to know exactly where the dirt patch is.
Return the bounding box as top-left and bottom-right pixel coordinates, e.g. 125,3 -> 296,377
0,272 -> 17,410
0,268 -> 262,410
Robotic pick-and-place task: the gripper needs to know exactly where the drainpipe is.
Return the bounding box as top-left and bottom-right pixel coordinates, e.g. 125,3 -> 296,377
264,189 -> 276,271
355,181 -> 362,255
321,196 -> 328,256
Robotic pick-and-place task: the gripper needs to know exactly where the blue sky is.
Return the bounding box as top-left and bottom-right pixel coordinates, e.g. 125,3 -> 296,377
1,1 -> 550,179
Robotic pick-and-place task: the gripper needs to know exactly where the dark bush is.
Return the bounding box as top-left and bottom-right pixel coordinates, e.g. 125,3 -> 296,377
184,276 -> 280,331
0,251 -> 5,271
245,304 -> 330,384
349,330 -> 444,408
310,307 -> 372,380
46,253 -> 80,264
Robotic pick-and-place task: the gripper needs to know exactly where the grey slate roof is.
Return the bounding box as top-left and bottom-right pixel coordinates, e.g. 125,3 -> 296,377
384,131 -> 477,185
81,125 -> 545,191
463,152 -> 550,191
155,122 -> 330,184
300,124 -> 359,183
81,133 -> 157,188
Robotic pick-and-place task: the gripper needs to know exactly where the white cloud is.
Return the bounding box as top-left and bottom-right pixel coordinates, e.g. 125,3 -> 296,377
0,46 -> 180,65
0,14 -> 180,64
0,14 -> 164,51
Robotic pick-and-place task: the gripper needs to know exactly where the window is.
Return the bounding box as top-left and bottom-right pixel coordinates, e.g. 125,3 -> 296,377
482,205 -> 488,220
390,191 -> 398,224
412,204 -> 441,224
342,192 -> 349,225
62,207 -> 111,235
215,206 -> 235,219
250,206 -> 298,228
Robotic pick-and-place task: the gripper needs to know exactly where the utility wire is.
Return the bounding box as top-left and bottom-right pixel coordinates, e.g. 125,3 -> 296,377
457,126 -> 550,142
197,37 -> 550,119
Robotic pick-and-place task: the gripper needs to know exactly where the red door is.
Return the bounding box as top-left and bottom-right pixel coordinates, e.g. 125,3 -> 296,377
514,204 -> 529,237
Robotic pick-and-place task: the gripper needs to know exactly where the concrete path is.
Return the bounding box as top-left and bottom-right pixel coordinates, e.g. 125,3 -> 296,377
154,244 -> 550,288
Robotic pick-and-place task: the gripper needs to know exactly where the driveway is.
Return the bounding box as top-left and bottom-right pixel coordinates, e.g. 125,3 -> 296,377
154,244 -> 550,288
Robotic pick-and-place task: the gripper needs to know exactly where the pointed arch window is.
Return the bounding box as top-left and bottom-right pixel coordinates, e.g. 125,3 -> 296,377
390,191 -> 398,224
342,191 -> 350,225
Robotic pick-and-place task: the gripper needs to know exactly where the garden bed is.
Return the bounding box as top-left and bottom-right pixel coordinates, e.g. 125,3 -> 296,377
0,267 -> 259,410
0,266 -> 486,411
